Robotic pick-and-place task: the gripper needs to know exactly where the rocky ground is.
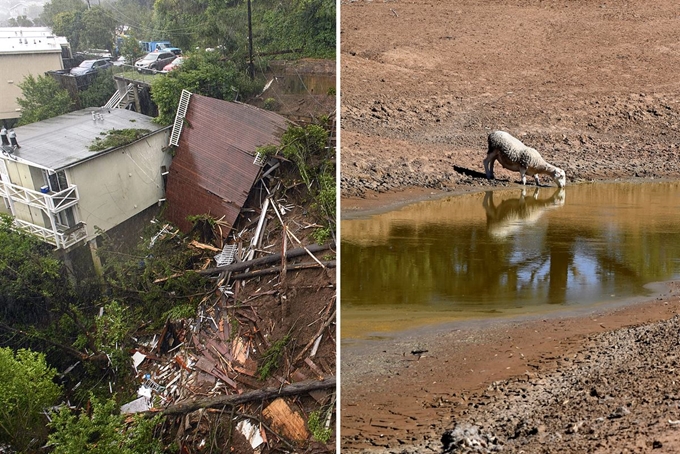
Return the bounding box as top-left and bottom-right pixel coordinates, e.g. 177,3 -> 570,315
340,0 -> 680,452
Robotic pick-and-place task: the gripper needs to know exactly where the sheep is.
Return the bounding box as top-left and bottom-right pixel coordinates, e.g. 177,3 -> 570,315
483,131 -> 566,188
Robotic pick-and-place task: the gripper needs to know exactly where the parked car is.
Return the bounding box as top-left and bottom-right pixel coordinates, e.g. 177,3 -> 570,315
162,56 -> 185,72
83,49 -> 113,59
135,51 -> 176,72
70,59 -> 113,76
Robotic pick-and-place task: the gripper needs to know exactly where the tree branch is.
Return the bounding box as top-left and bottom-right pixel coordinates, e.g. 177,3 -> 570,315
155,376 -> 336,416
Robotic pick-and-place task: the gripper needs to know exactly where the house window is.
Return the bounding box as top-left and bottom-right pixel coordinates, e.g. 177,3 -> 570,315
56,207 -> 76,229
44,170 -> 68,192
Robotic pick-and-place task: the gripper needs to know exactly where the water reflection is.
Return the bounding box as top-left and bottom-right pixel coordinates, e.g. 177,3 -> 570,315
341,182 -> 680,338
484,187 -> 565,239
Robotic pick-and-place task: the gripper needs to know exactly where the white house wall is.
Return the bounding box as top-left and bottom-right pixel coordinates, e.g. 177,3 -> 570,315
0,52 -> 64,120
69,131 -> 171,240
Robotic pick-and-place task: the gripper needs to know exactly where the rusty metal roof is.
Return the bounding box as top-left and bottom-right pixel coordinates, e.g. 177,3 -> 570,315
165,94 -> 289,235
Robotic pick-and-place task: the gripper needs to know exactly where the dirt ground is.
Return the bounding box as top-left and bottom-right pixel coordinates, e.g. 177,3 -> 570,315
340,0 -> 680,452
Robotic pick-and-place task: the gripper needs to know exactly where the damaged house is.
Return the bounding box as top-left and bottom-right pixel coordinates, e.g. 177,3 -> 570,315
164,91 -> 289,237
0,108 -> 171,254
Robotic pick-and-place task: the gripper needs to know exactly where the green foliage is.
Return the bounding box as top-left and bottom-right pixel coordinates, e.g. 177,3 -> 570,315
307,409 -> 332,444
257,333 -> 291,380
151,0 -> 334,64
88,128 -> 152,151
120,34 -> 145,66
8,15 -> 34,26
40,0 -> 87,28
258,0 -> 336,58
163,303 -> 197,321
312,225 -> 332,245
256,144 -> 278,159
98,222 -> 212,328
151,51 -> 262,125
263,97 -> 278,110
52,10 -> 83,51
0,213 -> 72,324
94,300 -> 132,372
314,171 -> 336,224
47,5 -> 116,52
16,74 -> 74,126
80,7 -> 117,52
280,124 -> 327,187
79,70 -> 117,108
276,123 -> 336,241
0,348 -> 62,452
48,395 -> 164,454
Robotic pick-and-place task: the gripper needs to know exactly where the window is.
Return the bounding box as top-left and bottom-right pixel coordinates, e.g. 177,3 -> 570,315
44,170 -> 68,192
56,207 -> 76,229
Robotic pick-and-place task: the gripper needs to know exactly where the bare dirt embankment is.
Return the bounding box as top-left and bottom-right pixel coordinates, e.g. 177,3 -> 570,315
340,0 -> 680,452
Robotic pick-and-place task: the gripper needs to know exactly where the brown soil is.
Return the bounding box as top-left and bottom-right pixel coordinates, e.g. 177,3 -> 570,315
340,0 -> 680,452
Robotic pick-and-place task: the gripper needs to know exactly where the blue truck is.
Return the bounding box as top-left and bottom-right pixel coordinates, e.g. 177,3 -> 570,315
139,41 -> 182,55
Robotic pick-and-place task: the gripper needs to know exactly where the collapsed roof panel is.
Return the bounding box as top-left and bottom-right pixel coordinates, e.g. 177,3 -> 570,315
165,94 -> 289,235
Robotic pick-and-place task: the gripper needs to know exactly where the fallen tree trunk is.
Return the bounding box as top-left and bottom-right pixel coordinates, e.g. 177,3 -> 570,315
157,376 -> 336,416
231,260 -> 336,280
197,242 -> 335,276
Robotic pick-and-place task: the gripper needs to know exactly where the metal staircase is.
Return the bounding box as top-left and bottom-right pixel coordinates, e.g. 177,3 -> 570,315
104,83 -> 135,109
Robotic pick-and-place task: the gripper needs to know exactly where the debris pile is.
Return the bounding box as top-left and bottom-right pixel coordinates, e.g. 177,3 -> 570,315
120,190 -> 336,452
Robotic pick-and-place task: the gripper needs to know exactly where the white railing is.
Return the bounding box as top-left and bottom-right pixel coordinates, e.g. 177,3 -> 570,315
169,89 -> 192,146
13,218 -> 87,249
0,181 -> 79,214
0,181 -> 84,249
48,186 -> 79,212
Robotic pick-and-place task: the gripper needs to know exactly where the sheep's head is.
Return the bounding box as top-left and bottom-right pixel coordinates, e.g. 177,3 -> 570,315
552,168 -> 566,188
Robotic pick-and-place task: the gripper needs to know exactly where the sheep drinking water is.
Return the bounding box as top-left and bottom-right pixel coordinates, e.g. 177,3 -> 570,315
483,131 -> 566,188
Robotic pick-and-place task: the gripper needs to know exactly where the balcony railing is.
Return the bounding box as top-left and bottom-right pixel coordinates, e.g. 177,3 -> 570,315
13,218 -> 87,249
0,182 -> 79,214
0,182 -> 84,249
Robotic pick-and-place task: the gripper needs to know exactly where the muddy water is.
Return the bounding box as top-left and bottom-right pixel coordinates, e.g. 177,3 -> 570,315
341,182 -> 680,340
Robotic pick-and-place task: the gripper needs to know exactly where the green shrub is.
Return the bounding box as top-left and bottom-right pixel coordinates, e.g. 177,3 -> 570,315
48,395 -> 164,454
0,348 -> 62,452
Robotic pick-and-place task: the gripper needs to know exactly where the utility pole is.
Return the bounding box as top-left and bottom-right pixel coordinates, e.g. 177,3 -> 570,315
247,0 -> 254,80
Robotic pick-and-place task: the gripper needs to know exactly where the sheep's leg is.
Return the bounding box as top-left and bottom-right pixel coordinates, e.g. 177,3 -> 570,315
483,153 -> 495,179
533,175 -> 541,186
519,168 -> 527,185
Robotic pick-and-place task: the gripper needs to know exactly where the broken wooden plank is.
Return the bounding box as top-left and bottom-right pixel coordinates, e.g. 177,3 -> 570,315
263,398 -> 309,442
304,357 -> 325,378
294,308 -> 336,364
189,240 -> 222,252
195,356 -> 238,389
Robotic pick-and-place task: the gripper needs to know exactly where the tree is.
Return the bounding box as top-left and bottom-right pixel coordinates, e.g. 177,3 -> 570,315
120,34 -> 145,66
0,348 -> 62,452
80,7 -> 117,51
40,0 -> 87,28
16,75 -> 74,126
52,10 -> 83,52
151,50 -> 261,125
8,15 -> 34,27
